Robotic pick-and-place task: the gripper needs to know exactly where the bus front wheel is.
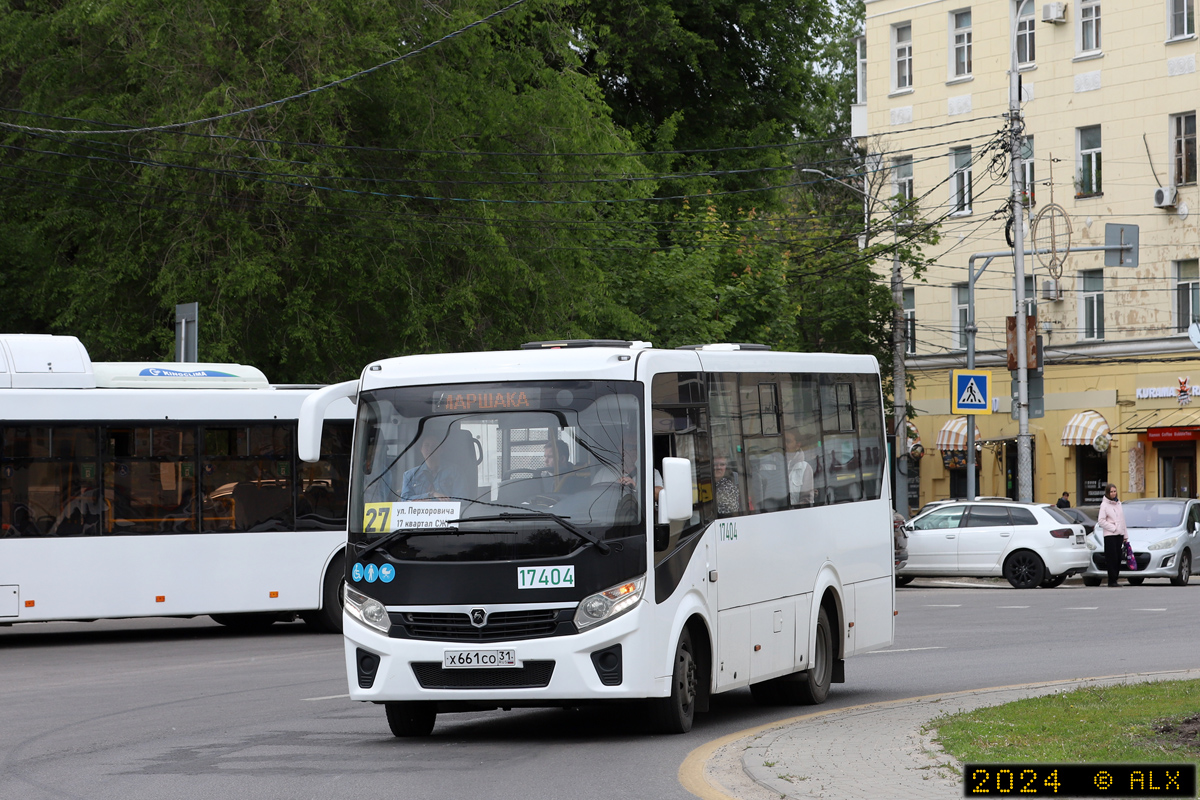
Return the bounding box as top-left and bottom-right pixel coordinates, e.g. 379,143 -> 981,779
385,702 -> 436,737
651,627 -> 697,734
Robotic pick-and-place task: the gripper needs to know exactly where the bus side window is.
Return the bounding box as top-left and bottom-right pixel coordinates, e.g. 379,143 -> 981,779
651,374 -> 710,559
783,376 -> 822,507
854,374 -> 884,501
819,378 -> 863,504
706,373 -> 748,517
740,376 -> 787,513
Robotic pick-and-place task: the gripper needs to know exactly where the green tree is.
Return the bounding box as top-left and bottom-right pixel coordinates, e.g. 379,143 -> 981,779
0,0 -> 655,381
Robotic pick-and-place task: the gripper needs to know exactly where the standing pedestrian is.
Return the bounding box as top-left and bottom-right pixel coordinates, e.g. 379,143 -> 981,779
1056,491 -> 1071,509
1096,483 -> 1127,587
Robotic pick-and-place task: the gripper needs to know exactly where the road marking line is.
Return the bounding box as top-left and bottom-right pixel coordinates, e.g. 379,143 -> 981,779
302,693 -> 350,701
1133,608 -> 1167,612
865,646 -> 947,654
996,605 -> 1030,609
925,604 -> 962,607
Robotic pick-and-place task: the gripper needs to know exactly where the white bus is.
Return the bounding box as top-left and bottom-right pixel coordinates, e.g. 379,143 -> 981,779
0,335 -> 354,632
299,340 -> 895,734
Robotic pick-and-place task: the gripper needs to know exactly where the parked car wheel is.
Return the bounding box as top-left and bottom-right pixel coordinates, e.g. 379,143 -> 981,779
1082,576 -> 1102,587
1003,550 -> 1045,589
1127,576 -> 1145,586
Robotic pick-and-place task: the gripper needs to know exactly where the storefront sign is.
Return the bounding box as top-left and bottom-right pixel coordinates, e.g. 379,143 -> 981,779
1147,427 -> 1200,442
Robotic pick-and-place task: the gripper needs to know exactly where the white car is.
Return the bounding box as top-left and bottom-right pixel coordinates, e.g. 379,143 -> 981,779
898,501 -> 1090,588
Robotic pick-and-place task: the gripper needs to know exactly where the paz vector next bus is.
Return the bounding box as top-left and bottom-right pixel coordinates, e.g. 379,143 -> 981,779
298,340 -> 895,735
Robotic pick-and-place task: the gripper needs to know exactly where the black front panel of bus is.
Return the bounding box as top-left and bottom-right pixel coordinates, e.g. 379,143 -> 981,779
345,534 -> 646,607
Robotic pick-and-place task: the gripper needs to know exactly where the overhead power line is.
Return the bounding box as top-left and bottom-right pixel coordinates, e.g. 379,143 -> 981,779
0,0 -> 531,136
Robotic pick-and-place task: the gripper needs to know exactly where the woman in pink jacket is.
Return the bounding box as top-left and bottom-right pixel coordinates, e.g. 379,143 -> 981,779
1096,483 -> 1128,587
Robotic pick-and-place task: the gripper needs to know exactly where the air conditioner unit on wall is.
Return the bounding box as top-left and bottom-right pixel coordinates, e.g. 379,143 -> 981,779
1042,2 -> 1066,23
1154,186 -> 1178,208
1042,279 -> 1063,302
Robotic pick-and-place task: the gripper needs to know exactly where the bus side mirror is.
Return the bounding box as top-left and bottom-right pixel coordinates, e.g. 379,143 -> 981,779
657,457 -> 693,524
298,380 -> 358,462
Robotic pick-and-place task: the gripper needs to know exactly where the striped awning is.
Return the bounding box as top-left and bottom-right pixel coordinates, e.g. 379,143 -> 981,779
1061,410 -> 1110,446
935,417 -> 981,451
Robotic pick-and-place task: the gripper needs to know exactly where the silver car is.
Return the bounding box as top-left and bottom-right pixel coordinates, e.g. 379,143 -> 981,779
1083,498 -> 1197,586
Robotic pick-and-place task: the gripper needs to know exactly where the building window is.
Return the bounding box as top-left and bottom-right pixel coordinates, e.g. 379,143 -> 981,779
1077,126 -> 1102,196
893,156 -> 914,203
954,284 -> 969,349
1020,135 -> 1035,206
856,37 -> 868,103
1016,0 -> 1036,64
1079,0 -> 1101,53
1170,0 -> 1195,39
951,147 -> 973,213
893,24 -> 913,90
1173,112 -> 1197,185
1081,270 -> 1104,340
951,10 -> 973,77
903,288 -> 917,355
1178,259 -> 1200,332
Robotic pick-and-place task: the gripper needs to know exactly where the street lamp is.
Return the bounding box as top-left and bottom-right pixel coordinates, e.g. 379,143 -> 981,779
800,167 -> 909,517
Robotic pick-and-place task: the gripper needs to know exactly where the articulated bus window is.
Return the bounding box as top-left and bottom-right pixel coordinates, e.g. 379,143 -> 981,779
105,426 -> 198,534
1,425 -> 101,537
298,422 -> 352,531
201,424 -> 294,533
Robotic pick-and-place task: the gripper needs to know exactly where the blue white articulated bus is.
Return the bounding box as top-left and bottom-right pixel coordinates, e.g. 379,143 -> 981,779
0,334 -> 353,632
299,340 -> 895,734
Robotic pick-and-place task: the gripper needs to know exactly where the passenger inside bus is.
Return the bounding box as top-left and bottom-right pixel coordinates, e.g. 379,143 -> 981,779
785,429 -> 815,506
713,455 -> 740,515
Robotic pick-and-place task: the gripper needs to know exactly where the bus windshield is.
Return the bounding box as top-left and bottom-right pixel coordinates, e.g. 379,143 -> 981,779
350,380 -> 645,561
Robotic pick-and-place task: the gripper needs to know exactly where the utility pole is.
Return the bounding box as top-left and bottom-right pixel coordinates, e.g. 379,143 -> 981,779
890,214 -> 908,516
1009,21 -> 1033,502
801,166 -> 908,516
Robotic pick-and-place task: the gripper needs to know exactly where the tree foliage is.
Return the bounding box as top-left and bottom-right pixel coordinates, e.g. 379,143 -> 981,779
0,0 -> 937,399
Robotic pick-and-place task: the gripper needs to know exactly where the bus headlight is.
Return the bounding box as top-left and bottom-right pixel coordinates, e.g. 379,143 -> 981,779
574,575 -> 645,631
1148,536 -> 1178,551
344,584 -> 390,634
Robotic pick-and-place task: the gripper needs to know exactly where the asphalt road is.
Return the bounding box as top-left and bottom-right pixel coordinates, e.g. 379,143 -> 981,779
2,577 -> 1197,800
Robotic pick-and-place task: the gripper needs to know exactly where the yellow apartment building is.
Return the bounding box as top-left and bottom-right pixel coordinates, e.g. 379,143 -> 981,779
854,0 -> 1200,511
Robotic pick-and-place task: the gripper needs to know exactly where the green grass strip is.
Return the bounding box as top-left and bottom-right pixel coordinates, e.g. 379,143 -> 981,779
932,680 -> 1200,766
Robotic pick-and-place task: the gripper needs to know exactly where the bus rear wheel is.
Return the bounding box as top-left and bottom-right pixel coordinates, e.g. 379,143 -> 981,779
651,627 -> 697,734
302,550 -> 346,633
787,606 -> 832,705
385,702 -> 436,737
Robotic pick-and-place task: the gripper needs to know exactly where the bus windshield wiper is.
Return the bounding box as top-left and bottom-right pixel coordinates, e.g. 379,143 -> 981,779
446,511 -> 611,555
354,526 -> 460,560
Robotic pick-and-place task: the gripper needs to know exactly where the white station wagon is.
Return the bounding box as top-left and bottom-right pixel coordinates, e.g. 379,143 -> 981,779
898,501 -> 1090,589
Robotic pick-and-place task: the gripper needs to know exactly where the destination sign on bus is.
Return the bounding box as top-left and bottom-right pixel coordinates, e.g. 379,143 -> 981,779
433,388 -> 540,412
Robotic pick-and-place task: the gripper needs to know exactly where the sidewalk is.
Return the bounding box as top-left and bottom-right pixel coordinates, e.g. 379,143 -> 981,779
693,669 -> 1200,800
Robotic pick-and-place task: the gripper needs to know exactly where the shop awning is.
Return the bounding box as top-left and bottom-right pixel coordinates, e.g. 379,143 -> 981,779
1061,410 -> 1110,446
935,417 -> 981,451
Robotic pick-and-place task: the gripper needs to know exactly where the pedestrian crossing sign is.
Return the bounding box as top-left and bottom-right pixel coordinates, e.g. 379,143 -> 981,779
951,369 -> 992,415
